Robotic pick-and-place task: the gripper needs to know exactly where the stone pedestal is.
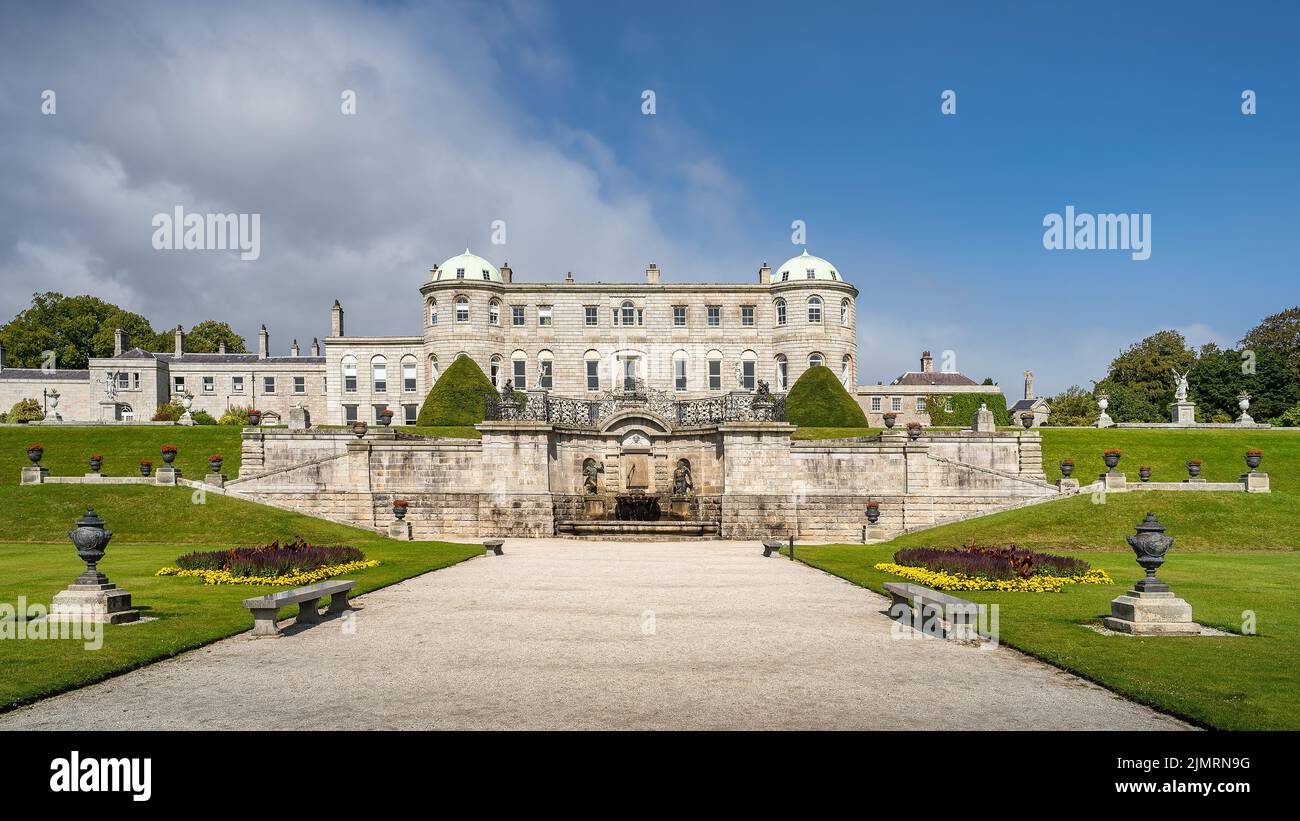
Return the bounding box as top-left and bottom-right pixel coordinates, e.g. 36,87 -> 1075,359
1237,412 -> 1254,425
483,539 -> 504,556
177,412 -> 195,426
1170,401 -> 1196,425
388,521 -> 412,540
1100,472 -> 1127,492
155,466 -> 181,485
1104,588 -> 1199,636
1057,478 -> 1079,492
48,583 -> 140,625
289,405 -> 311,431
669,497 -> 692,518
21,466 -> 48,485
1242,472 -> 1270,493
864,525 -> 886,543
971,404 -> 996,433
583,497 -> 605,519
204,473 -> 225,489
1095,412 -> 1114,428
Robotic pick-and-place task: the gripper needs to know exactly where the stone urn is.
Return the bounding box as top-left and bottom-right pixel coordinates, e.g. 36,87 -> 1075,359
351,420 -> 368,438
139,461 -> 153,477
67,506 -> 113,586
88,455 -> 103,473
378,408 -> 394,427
906,422 -> 922,441
1020,412 -> 1035,429
208,456 -> 223,474
865,503 -> 880,525
882,413 -> 896,429
1245,450 -> 1262,473
26,445 -> 43,464
393,500 -> 409,520
1186,460 -> 1202,479
1059,460 -> 1074,478
1103,450 -> 1121,472
1125,512 -> 1174,590
247,409 -> 262,426
161,446 -> 177,465
1138,465 -> 1152,482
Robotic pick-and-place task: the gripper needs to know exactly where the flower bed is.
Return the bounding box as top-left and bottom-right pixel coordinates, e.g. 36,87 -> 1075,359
876,539 -> 1112,592
157,537 -> 377,585
872,562 -> 1112,593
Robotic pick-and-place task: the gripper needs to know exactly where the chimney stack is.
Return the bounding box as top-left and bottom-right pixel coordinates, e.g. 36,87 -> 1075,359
311,337 -> 320,357
258,325 -> 269,359
565,271 -> 574,284
1024,370 -> 1035,401
113,327 -> 128,357
645,263 -> 660,285
758,261 -> 772,284
500,262 -> 512,283
291,339 -> 300,357
920,350 -> 933,374
218,338 -> 227,355
174,325 -> 184,357
330,300 -> 344,337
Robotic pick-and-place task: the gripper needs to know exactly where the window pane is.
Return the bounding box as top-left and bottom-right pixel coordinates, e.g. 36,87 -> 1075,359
586,360 -> 599,391
513,360 -> 526,389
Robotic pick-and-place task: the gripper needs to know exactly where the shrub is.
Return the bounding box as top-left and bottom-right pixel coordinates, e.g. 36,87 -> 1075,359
152,403 -> 183,422
894,539 -> 1090,581
787,366 -> 868,427
191,410 -> 217,425
923,392 -> 1010,427
218,405 -> 252,425
416,356 -> 499,426
1272,401 -> 1300,427
4,398 -> 44,423
175,537 -> 365,576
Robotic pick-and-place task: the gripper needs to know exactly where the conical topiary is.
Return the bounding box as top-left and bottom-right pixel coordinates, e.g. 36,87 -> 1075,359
416,356 -> 499,426
786,365 -> 868,427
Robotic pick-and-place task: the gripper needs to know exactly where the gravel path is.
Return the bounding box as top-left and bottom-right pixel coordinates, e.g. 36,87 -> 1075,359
0,540 -> 1189,730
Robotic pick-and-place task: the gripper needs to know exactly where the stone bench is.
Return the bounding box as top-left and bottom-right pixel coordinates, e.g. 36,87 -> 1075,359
483,539 -> 504,556
883,582 -> 981,638
242,580 -> 356,638
762,540 -> 784,558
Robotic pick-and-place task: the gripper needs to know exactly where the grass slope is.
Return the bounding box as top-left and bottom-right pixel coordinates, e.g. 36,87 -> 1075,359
0,484 -> 479,710
2,425 -> 243,478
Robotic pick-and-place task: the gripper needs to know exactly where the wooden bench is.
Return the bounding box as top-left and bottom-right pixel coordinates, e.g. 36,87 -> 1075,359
883,582 -> 981,638
242,580 -> 356,638
483,539 -> 504,556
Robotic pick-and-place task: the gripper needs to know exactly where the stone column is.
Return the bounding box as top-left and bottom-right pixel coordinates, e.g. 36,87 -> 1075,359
239,428 -> 266,478
1016,430 -> 1046,482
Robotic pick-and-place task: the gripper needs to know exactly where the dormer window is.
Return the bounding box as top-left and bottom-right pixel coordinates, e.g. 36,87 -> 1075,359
781,270 -> 789,282
482,269 -> 491,280
456,267 -> 465,279
806,268 -> 815,279
830,270 -> 838,280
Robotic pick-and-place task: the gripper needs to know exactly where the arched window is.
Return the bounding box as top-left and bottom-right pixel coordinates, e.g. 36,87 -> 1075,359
428,299 -> 438,326
840,299 -> 849,326
489,299 -> 500,326
428,354 -> 439,384
538,350 -> 555,390
489,355 -> 502,388
117,403 -> 134,421
774,298 -> 787,326
401,356 -> 418,392
455,296 -> 469,323
371,355 -> 387,392
741,349 -> 758,391
673,350 -> 689,392
621,301 -> 636,327
706,349 -> 723,391
807,296 -> 823,324
511,350 -> 527,390
841,354 -> 852,385
809,352 -> 824,369
775,354 -> 788,391
342,355 -> 358,393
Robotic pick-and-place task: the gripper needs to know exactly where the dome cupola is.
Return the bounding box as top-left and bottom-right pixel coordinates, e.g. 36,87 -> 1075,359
432,249 -> 502,282
774,249 -> 843,284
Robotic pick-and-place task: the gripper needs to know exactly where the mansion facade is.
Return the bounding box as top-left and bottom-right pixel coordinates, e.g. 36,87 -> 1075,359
1,248 -> 1016,426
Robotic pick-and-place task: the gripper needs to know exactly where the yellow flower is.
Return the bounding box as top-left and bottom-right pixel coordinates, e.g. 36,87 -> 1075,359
872,563 -> 1112,593
154,560 -> 379,586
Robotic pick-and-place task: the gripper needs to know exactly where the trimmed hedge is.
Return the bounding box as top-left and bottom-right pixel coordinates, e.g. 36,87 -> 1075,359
787,366 -> 868,427
924,392 -> 1011,426
416,356 -> 498,426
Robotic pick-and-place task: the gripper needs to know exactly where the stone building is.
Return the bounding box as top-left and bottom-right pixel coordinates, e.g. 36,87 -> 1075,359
854,351 -> 1004,427
1007,370 -> 1051,427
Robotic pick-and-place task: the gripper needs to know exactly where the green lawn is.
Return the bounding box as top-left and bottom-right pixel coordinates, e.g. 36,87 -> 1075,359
794,543 -> 1299,730
3,425 -> 243,478
0,484 -> 479,711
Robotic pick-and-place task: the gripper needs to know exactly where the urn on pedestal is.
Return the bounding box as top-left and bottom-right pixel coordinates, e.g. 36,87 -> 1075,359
1103,512 -> 1199,636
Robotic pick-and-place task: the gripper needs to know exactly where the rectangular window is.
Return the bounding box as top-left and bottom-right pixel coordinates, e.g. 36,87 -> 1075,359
916,397 -> 926,412
538,306 -> 552,327
455,301 -> 469,322
675,359 -> 687,391
263,376 -> 276,394
513,359 -> 526,390
891,397 -> 902,412
776,302 -> 786,325
871,396 -> 881,412
132,372 -> 140,390
344,404 -> 357,423
373,404 -> 388,423
708,359 -> 721,390
707,306 -> 720,327
294,376 -> 306,395
232,376 -> 244,393
404,404 -> 418,425
403,362 -> 417,392
539,359 -> 553,389
621,304 -> 636,326
742,360 -> 756,390
741,306 -> 755,326
490,359 -> 500,387
512,306 -> 525,326
115,372 -> 129,391
586,360 -> 599,391
343,364 -> 356,393
173,376 -> 185,393
673,306 -> 687,327
203,376 -> 215,393
373,363 -> 387,393
585,306 -> 598,326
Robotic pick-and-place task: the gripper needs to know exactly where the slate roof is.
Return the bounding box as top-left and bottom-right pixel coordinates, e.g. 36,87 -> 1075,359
1009,398 -> 1049,412
0,368 -> 90,381
890,370 -> 980,387
109,347 -> 324,365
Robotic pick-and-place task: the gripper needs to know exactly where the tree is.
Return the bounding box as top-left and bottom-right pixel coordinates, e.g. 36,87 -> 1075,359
787,366 -> 868,427
1044,385 -> 1098,427
185,320 -> 248,353
1103,330 -> 1195,412
1095,380 -> 1164,423
416,356 -> 498,426
0,292 -> 161,370
1190,343 -> 1298,422
1242,306 -> 1300,384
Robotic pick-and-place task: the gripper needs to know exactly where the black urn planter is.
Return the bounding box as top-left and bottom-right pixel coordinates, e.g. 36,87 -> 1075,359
1059,461 -> 1074,478
378,410 -> 393,427
247,411 -> 262,426
1186,461 -> 1202,479
26,447 -> 43,464
161,449 -> 177,465
139,463 -> 153,477
883,415 -> 896,429
1139,466 -> 1152,482
1103,451 -> 1121,472
865,505 -> 880,525
1020,413 -> 1034,429
1245,452 -> 1262,473
88,458 -> 102,473
67,506 -> 113,587
1126,512 -> 1174,592
393,504 -> 408,521
208,459 -> 223,474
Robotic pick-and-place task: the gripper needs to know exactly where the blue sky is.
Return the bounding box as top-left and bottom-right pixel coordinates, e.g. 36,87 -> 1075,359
2,0 -> 1297,394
